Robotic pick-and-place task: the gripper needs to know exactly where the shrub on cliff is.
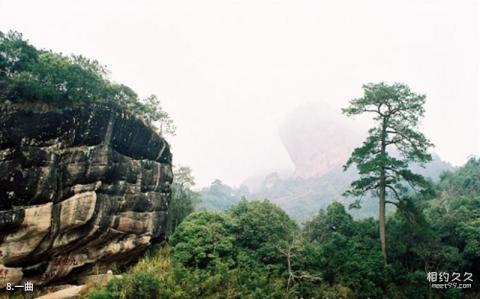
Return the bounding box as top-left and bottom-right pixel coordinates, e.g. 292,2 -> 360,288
0,30 -> 175,135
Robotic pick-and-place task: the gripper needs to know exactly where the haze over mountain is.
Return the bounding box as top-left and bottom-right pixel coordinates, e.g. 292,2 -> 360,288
279,102 -> 365,179
2,0 -> 478,188
201,102 -> 454,220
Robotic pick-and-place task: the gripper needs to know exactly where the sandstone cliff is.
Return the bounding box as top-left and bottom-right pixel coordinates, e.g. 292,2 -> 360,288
0,104 -> 173,287
279,102 -> 364,178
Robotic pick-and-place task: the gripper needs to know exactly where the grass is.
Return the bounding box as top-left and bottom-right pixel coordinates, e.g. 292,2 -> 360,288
86,245 -> 174,299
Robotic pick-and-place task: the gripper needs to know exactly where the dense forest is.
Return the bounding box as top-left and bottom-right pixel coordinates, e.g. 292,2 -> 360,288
88,158 -> 480,298
87,83 -> 479,298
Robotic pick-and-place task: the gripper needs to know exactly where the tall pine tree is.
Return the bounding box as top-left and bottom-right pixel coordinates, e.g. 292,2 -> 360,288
342,82 -> 433,264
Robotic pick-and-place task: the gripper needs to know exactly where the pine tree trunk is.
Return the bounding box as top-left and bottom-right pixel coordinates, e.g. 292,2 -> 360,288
379,116 -> 388,265
379,181 -> 387,265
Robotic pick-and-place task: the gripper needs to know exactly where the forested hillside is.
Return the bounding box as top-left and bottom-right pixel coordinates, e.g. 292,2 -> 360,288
200,154 -> 453,220
90,83 -> 480,298
89,158 -> 480,298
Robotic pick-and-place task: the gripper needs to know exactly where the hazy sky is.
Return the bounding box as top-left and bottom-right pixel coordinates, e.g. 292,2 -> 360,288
1,0 -> 479,187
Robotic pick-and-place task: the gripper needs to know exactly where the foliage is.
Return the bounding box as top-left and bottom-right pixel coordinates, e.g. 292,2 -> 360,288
199,156 -> 452,221
230,199 -> 297,264
304,203 -> 386,298
426,158 -> 480,291
198,179 -> 244,211
166,166 -> 199,235
88,159 -> 480,298
87,246 -> 176,299
437,157 -> 480,197
88,200 -> 297,298
342,82 -> 434,263
0,30 -> 174,135
170,211 -> 237,270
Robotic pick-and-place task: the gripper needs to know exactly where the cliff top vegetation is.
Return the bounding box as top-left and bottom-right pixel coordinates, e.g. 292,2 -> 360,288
0,30 -> 174,135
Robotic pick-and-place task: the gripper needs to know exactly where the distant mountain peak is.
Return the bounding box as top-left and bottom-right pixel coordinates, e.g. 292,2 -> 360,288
279,102 -> 364,178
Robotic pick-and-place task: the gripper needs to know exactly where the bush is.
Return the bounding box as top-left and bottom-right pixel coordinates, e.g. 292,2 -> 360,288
170,211 -> 237,270
230,199 -> 297,264
88,288 -> 117,299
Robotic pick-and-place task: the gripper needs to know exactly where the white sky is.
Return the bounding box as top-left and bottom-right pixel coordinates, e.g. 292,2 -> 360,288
1,0 -> 479,187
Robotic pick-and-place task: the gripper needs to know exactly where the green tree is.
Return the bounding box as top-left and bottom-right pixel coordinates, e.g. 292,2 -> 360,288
173,165 -> 196,189
230,199 -> 297,265
198,179 -> 243,211
426,158 -> 480,288
304,203 -> 385,298
167,166 -> 200,235
170,211 -> 237,270
142,94 -> 176,136
0,31 -> 38,81
0,30 -> 175,135
342,82 -> 433,264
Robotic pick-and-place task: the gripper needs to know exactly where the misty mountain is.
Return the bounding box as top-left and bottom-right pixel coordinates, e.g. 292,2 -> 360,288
200,102 -> 454,220
278,102 -> 365,179
199,153 -> 453,220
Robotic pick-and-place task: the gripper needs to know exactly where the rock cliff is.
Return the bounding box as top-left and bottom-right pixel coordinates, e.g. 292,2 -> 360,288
279,102 -> 364,178
0,104 -> 173,287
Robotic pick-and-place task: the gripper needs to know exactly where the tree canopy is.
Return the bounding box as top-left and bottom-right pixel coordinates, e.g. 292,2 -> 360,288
89,159 -> 480,298
0,30 -> 174,135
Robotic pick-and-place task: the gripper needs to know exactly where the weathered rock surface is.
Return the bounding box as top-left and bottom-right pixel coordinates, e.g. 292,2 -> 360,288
0,104 -> 173,287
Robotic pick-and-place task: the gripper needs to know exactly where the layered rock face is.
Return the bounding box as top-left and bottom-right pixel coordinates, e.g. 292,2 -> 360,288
0,104 -> 173,287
